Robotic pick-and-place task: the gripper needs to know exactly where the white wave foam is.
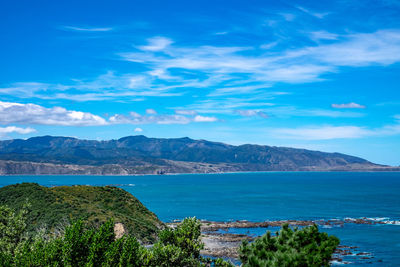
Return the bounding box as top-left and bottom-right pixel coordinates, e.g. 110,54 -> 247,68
331,260 -> 352,265
383,220 -> 400,225
366,217 -> 390,221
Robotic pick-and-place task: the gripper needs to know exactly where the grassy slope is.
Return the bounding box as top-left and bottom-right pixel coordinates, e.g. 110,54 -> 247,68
0,183 -> 164,242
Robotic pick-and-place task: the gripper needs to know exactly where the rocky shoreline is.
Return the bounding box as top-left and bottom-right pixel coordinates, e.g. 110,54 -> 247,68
167,217 -> 397,264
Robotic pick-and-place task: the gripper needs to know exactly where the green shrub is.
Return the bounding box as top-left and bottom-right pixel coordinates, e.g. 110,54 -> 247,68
239,223 -> 340,267
1,202 -> 339,267
0,205 -> 233,267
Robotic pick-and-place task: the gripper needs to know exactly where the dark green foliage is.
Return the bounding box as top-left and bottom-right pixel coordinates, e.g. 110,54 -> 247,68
158,217 -> 203,259
0,203 -> 28,256
239,223 -> 340,267
0,207 -> 233,267
0,183 -> 163,242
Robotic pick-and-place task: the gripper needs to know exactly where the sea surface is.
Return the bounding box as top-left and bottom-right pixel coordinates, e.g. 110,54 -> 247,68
1,172 -> 400,266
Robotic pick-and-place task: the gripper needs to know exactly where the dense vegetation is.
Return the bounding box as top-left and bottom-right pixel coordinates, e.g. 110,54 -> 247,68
0,205 -> 232,267
239,223 -> 340,266
0,184 -> 340,266
0,183 -> 163,242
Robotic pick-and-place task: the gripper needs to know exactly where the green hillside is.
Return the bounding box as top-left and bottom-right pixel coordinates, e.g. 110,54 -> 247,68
0,183 -> 163,242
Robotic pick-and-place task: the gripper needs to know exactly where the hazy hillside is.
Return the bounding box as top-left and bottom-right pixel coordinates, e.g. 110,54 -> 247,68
0,135 -> 391,174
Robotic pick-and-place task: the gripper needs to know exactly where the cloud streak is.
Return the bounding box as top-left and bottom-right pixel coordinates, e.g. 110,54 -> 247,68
63,26 -> 114,32
109,113 -> 217,125
332,102 -> 366,109
272,120 -> 400,140
2,29 -> 400,110
235,110 -> 269,118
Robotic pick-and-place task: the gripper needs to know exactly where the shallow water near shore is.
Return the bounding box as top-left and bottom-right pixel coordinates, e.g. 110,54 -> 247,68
1,172 -> 400,266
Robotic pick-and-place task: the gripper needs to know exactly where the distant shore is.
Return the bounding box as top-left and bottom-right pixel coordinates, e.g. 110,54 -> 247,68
1,167 -> 400,177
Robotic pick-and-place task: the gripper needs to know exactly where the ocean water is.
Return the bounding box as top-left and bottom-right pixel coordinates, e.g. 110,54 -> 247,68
1,172 -> 400,266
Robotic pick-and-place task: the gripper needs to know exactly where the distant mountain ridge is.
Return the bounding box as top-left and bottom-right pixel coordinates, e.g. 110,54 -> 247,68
0,135 -> 395,174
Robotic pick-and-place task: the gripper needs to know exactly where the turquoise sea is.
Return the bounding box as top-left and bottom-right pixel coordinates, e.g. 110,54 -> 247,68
1,172 -> 400,266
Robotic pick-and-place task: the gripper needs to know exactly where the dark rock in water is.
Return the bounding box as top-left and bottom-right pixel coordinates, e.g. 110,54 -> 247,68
0,135 -> 396,175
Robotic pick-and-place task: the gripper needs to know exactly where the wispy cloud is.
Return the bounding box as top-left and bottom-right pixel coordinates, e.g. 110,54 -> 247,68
332,102 -> 366,109
272,119 -> 400,140
296,6 -> 330,19
120,29 -> 400,95
2,29 -> 400,107
181,97 -> 275,114
235,110 -> 269,118
309,31 -> 338,41
109,113 -> 217,125
63,26 -> 114,32
138,36 -> 173,51
284,30 -> 400,67
280,13 -> 296,21
0,71 -> 182,101
175,110 -> 198,115
145,108 -> 157,115
243,106 -> 365,119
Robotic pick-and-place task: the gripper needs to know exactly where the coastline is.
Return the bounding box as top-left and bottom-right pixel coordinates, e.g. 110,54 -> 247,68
1,168 -> 400,177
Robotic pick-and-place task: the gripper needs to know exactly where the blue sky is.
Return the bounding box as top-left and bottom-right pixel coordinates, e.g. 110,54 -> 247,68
0,0 -> 400,165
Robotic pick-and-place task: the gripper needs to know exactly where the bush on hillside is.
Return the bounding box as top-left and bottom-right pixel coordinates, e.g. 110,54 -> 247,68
239,223 -> 340,267
0,204 -> 340,267
0,204 -> 234,266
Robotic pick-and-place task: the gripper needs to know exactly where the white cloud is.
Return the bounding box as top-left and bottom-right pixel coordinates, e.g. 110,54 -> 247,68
0,126 -> 36,135
0,71 -> 182,101
280,13 -> 296,21
3,29 -> 400,113
260,42 -> 278,50
2,29 -> 400,106
182,97 -> 275,114
208,85 -> 272,97
109,113 -> 189,125
235,110 -> 269,118
146,108 -> 157,114
286,30 -> 400,67
109,109 -> 218,125
0,101 -> 219,127
272,118 -> 400,140
0,101 -> 107,126
331,102 -> 366,109
193,115 -> 218,122
258,106 -> 364,118
175,110 -> 197,115
121,30 -> 400,95
134,127 -> 143,132
310,31 -> 338,41
138,37 -> 173,51
63,26 -> 113,32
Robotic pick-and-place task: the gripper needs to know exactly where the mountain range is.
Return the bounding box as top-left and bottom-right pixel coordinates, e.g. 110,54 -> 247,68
0,135 -> 396,175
